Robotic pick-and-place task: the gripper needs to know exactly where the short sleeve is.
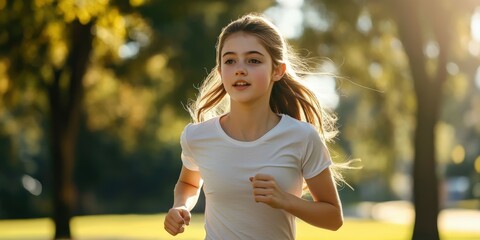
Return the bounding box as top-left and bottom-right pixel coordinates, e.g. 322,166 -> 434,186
301,129 -> 332,179
180,124 -> 199,171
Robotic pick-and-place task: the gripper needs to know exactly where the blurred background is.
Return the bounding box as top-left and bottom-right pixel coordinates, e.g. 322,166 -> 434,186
0,0 -> 479,239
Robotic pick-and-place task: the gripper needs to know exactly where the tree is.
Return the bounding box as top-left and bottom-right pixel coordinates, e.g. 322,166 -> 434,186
49,19 -> 94,238
392,0 -> 480,238
1,1 -> 99,237
391,0 -> 450,238
0,0 -> 165,237
299,0 -> 479,239
0,1 -> 274,238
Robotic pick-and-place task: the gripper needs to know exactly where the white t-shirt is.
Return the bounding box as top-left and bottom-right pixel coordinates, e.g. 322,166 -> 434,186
180,114 -> 332,240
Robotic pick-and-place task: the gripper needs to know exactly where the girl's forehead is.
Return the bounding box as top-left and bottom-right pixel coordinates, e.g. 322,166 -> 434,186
221,32 -> 269,56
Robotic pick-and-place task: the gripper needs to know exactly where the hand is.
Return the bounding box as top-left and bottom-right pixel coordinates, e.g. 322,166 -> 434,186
164,206 -> 191,236
250,173 -> 291,210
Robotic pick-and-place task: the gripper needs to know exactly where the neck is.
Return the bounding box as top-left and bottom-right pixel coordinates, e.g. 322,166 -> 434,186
221,103 -> 280,141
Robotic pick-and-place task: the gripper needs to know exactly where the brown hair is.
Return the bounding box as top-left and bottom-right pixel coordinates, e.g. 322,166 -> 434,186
188,13 -> 338,141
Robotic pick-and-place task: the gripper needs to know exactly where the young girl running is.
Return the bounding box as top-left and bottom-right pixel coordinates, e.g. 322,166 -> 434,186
164,13 -> 344,239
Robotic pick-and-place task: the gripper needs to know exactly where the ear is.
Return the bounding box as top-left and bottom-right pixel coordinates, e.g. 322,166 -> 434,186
272,63 -> 286,82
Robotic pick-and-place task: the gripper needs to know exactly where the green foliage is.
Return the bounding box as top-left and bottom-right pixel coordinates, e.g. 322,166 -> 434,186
0,0 -> 479,219
297,0 -> 480,202
0,0 -> 274,218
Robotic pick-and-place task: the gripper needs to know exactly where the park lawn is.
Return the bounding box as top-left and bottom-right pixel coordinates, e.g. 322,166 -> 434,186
0,214 -> 478,240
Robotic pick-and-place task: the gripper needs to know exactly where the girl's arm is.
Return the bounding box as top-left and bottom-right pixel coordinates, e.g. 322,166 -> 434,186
292,168 -> 343,230
172,166 -> 203,210
251,168 -> 343,231
164,166 -> 203,236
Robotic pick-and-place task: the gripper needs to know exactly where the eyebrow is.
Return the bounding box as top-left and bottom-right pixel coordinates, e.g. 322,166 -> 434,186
222,51 -> 265,58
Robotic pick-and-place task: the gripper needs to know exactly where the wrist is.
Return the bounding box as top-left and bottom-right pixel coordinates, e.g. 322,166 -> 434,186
282,193 -> 296,212
172,204 -> 188,209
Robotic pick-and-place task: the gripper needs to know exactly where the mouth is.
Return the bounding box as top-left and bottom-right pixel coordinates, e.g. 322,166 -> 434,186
233,80 -> 251,87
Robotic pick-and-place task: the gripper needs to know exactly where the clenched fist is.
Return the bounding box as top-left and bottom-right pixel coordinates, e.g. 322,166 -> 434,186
164,207 -> 191,236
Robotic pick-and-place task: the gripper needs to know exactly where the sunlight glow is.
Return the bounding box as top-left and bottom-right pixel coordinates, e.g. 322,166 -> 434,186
119,41 -> 140,59
265,0 -> 304,39
451,145 -> 465,164
469,42 -> 480,57
446,62 -> 459,75
21,175 -> 42,196
368,62 -> 383,79
471,7 -> 480,41
357,10 -> 372,33
475,66 -> 480,90
277,0 -> 303,7
424,40 -> 439,58
0,60 -> 9,95
303,7 -> 330,32
475,156 -> 480,173
301,74 -> 339,109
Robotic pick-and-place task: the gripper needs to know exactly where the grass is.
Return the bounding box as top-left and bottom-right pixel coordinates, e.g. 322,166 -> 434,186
0,214 -> 478,240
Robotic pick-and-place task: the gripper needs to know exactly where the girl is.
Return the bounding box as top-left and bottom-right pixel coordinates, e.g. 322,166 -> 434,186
164,13 -> 344,239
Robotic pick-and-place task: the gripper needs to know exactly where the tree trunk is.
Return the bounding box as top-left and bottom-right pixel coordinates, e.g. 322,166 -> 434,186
411,83 -> 441,240
49,20 -> 94,239
392,0 -> 450,239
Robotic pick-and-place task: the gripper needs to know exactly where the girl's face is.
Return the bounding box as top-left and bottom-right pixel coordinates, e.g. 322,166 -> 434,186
219,32 -> 284,106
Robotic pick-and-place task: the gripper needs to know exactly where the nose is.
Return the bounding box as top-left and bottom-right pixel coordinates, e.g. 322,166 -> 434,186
235,64 -> 247,76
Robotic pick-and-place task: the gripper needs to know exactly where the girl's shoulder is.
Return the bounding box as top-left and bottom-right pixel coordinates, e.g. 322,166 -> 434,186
281,114 -> 318,134
277,114 -> 323,144
182,116 -> 219,139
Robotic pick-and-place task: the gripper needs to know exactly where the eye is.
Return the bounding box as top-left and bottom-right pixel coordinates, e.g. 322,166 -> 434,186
224,59 -> 235,65
249,59 -> 262,64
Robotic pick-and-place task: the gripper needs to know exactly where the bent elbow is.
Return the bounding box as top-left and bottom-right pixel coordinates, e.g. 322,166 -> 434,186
331,218 -> 343,231
326,215 -> 343,231
331,206 -> 344,231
